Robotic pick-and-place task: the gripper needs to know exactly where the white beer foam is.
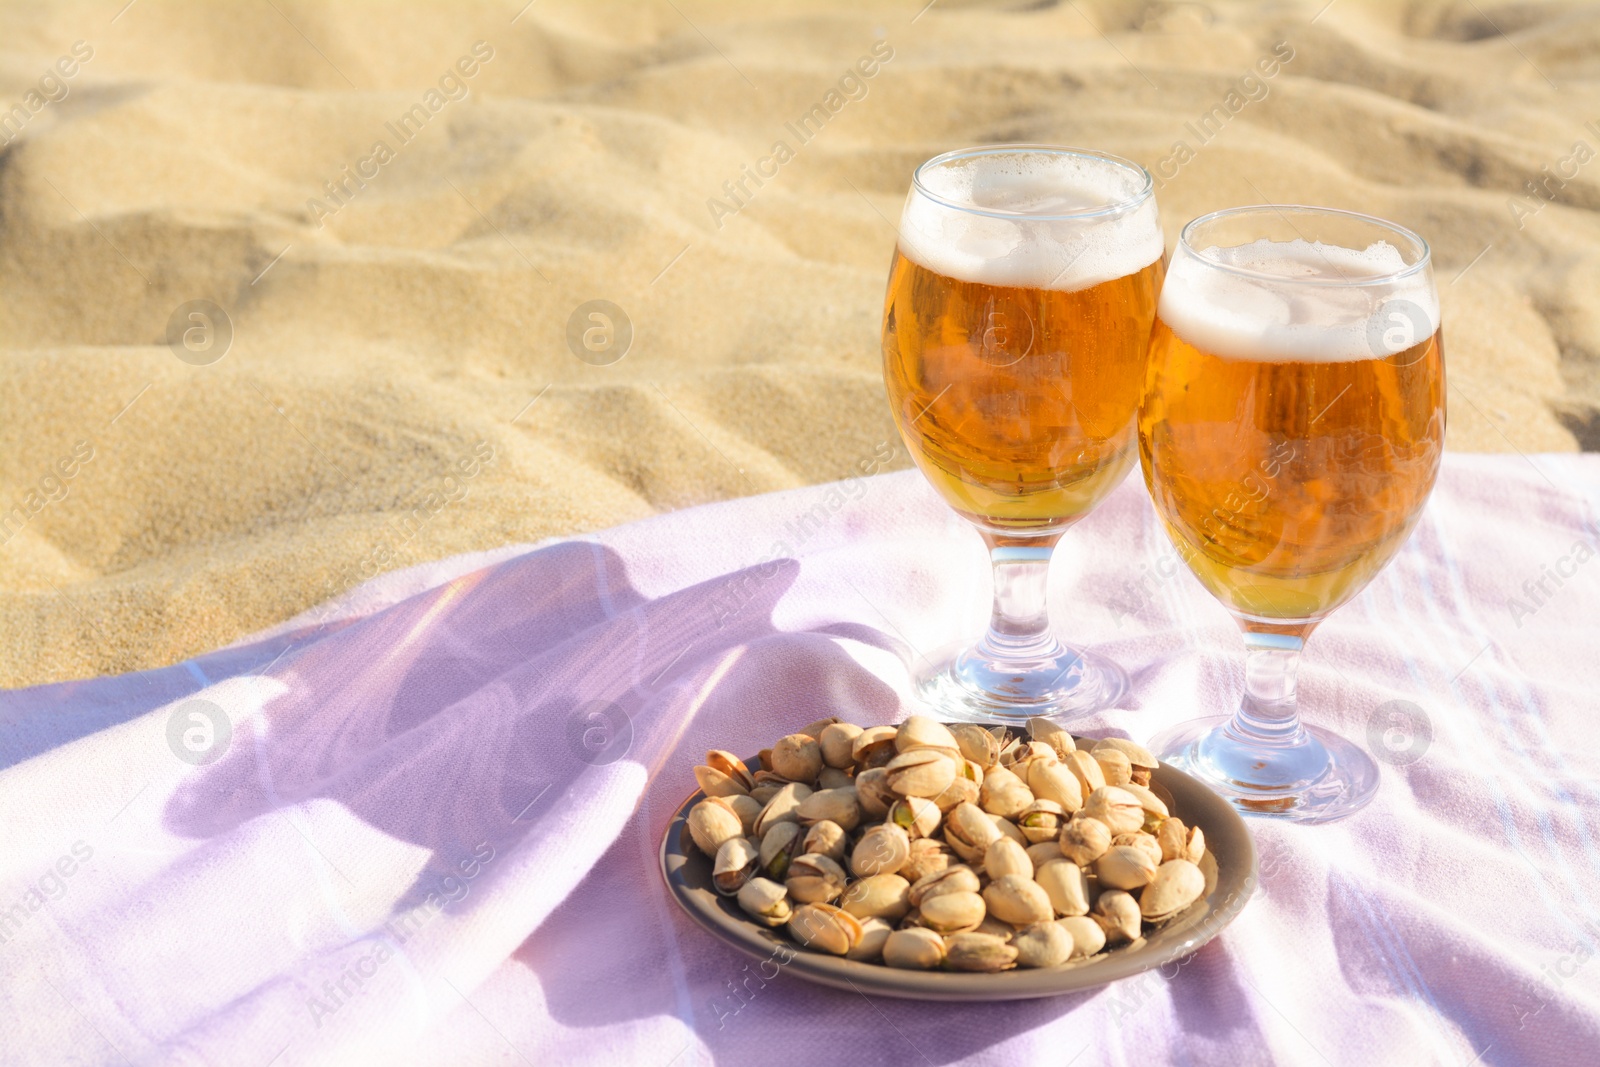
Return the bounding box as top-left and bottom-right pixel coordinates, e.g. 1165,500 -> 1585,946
899,152 -> 1164,292
1158,238 -> 1439,363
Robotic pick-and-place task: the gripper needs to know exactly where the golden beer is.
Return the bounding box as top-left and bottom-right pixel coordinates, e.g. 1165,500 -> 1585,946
1139,252 -> 1445,621
878,144 -> 1163,720
1139,207 -> 1444,823
883,251 -> 1164,532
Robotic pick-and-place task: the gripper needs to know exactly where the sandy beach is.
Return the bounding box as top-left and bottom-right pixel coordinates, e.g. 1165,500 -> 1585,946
1,0 -> 1596,687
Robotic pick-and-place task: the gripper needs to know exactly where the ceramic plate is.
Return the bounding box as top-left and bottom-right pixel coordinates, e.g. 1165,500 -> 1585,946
659,734 -> 1257,1000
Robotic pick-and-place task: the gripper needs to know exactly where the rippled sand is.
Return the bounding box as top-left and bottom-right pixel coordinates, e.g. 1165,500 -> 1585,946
0,0 -> 1594,685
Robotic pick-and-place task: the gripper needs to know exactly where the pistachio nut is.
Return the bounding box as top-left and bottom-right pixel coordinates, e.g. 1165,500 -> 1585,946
1063,750 -> 1107,797
943,802 -> 1001,864
983,837 -> 1033,882
752,781 -> 814,839
850,823 -> 912,878
752,769 -> 796,788
1058,815 -> 1113,866
1026,760 -> 1084,813
758,821 -> 804,881
1093,748 -> 1133,788
888,795 -> 942,840
853,767 -> 897,820
949,724 -> 1001,769
1120,781 -> 1171,825
1027,717 -> 1076,759
736,876 -> 792,927
687,796 -> 745,856
694,749 -> 755,797
801,819 -> 849,863
798,716 -> 843,741
943,932 -> 1018,972
1081,786 -> 1145,835
1185,825 -> 1206,864
771,733 -> 824,784
851,725 -> 900,769
1110,831 -> 1163,869
918,890 -> 986,934
1012,921 -> 1073,969
785,852 -> 848,904
713,794 -> 755,837
846,916 -> 893,962
1095,845 -> 1159,891
928,774 -> 980,814
894,715 -> 961,758
1017,800 -> 1067,844
796,786 -> 861,832
973,915 -> 1017,941
982,873 -> 1053,926
989,812 -> 1028,848
788,902 -> 863,955
1090,737 -> 1158,786
1056,915 -> 1107,959
977,765 -> 1034,819
748,781 -> 783,807
713,836 -> 759,895
1140,859 -> 1205,922
1092,889 -> 1142,944
1035,859 -> 1090,917
908,864 -> 981,908
897,837 -> 956,883
1026,841 -> 1065,870
839,873 -> 912,922
1000,740 -> 1057,779
817,766 -> 853,791
818,721 -> 864,769
882,927 -> 946,970
885,749 -> 958,799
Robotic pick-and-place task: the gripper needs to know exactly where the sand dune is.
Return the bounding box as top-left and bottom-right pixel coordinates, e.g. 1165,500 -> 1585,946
1,0 -> 1595,686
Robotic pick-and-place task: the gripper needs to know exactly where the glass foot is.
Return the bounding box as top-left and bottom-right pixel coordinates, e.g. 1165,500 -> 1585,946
915,641 -> 1129,727
1149,715 -> 1379,823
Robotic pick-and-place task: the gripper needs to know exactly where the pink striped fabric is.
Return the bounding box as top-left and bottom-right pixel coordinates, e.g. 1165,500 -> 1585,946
0,453 -> 1596,1066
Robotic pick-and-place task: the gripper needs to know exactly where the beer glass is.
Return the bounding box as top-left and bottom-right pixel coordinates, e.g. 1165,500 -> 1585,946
881,145 -> 1164,723
1139,205 -> 1444,821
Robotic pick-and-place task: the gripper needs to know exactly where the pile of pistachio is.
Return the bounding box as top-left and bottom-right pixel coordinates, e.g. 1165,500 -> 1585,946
684,715 -> 1207,973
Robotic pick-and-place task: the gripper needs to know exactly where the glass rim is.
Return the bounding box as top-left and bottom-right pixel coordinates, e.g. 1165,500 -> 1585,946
1178,204 -> 1432,288
910,144 -> 1155,222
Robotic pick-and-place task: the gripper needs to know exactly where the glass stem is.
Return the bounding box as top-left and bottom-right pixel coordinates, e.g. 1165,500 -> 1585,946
1222,626 -> 1313,749
976,533 -> 1065,664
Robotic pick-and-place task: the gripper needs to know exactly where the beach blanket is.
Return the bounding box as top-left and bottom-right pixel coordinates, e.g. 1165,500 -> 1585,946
2,454 -> 1597,1066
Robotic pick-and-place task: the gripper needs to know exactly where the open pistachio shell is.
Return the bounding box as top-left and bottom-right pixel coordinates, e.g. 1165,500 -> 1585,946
850,823 -> 912,878
788,902 -> 863,955
785,852 -> 848,904
908,864 -> 981,908
736,876 -> 792,927
687,796 -> 745,855
1082,786 -> 1145,835
950,724 -> 1001,769
713,836 -> 759,895
1140,859 -> 1205,922
943,932 -> 1018,973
